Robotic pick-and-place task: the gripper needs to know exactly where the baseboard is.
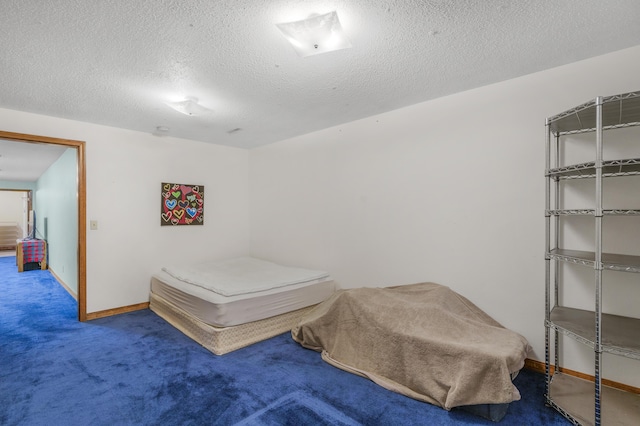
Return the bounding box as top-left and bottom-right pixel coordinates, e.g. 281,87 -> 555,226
86,302 -> 150,320
524,358 -> 546,373
49,265 -> 149,320
48,267 -> 77,301
524,358 -> 640,394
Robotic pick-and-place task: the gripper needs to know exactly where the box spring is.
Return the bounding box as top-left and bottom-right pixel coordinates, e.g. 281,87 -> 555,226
150,291 -> 316,355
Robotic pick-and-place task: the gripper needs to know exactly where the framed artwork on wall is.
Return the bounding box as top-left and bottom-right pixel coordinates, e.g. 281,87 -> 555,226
161,182 -> 204,226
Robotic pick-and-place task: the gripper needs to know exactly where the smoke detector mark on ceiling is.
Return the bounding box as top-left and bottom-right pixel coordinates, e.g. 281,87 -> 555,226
153,126 -> 171,137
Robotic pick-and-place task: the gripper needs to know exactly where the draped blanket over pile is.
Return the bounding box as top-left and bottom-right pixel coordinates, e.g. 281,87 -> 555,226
291,282 -> 530,410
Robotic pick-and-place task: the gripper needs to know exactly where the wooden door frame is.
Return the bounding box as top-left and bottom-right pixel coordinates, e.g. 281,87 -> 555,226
0,130 -> 86,321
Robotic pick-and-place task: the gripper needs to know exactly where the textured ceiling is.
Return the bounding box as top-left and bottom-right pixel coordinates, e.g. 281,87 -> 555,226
1,0 -> 640,152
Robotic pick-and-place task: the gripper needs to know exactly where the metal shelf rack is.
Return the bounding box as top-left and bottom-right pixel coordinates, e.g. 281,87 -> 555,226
545,90 -> 640,426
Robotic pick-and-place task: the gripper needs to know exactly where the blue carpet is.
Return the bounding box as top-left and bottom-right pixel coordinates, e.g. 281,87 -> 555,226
0,256 -> 570,425
234,391 -> 360,426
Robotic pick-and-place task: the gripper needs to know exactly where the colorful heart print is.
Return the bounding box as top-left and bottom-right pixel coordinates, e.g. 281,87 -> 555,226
162,183 -> 203,225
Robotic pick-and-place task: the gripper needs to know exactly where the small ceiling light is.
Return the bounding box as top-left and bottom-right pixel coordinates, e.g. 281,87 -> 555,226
276,11 -> 351,57
152,126 -> 171,137
165,96 -> 211,116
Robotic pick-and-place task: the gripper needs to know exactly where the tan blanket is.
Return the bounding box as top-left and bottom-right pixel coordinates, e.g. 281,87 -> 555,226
291,282 -> 530,410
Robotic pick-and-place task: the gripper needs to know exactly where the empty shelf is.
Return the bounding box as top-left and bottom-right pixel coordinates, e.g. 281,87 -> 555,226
548,248 -> 640,273
548,91 -> 640,135
547,158 -> 640,179
548,373 -> 640,426
548,306 -> 640,359
546,209 -> 640,216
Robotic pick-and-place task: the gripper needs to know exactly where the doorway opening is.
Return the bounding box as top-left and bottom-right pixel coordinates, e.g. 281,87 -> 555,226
0,130 -> 86,321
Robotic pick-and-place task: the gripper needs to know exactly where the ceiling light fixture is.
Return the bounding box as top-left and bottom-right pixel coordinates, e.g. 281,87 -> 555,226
165,97 -> 211,116
152,126 -> 171,137
276,11 -> 351,57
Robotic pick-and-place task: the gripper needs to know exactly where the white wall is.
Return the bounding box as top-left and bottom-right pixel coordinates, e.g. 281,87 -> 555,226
0,190 -> 27,235
249,45 -> 640,386
0,182 -> 36,238
0,109 -> 251,313
0,181 -> 36,191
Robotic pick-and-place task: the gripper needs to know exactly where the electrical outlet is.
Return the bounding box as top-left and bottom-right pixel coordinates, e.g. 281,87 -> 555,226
90,220 -> 98,230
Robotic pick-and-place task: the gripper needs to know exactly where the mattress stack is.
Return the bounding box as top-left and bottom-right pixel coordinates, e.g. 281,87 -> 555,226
149,257 -> 334,355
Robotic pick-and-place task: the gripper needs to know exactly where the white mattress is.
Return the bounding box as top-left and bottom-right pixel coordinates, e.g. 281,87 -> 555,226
151,270 -> 334,327
162,256 -> 331,296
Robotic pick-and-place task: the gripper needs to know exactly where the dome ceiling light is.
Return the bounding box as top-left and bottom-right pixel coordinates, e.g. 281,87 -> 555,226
165,97 -> 211,116
276,11 -> 351,57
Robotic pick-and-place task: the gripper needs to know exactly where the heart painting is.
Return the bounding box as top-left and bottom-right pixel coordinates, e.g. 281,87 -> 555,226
161,182 -> 205,226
